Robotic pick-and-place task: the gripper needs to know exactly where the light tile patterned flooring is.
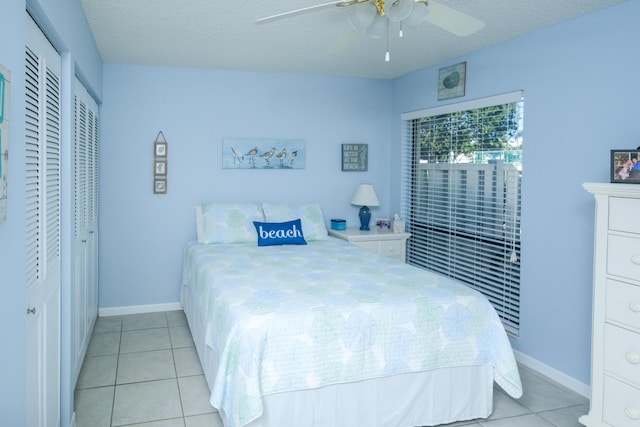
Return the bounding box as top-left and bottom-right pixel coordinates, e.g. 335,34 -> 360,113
75,311 -> 589,427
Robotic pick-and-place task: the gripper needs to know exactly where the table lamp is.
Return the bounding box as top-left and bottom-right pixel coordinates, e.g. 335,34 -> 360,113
351,183 -> 379,231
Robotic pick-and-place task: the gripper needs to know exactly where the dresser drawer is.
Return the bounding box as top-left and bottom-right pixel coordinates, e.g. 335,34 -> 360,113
354,239 -> 405,259
606,279 -> 640,329
354,240 -> 378,253
604,323 -> 640,388
603,376 -> 640,427
607,234 -> 640,281
610,197 -> 640,235
378,240 -> 404,259
328,228 -> 410,262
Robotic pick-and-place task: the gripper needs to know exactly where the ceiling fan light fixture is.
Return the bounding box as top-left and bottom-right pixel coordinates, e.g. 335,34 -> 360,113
348,2 -> 376,30
366,14 -> 387,38
384,0 -> 414,22
404,1 -> 429,27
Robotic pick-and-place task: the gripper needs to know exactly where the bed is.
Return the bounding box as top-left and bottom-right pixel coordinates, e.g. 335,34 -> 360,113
181,202 -> 522,427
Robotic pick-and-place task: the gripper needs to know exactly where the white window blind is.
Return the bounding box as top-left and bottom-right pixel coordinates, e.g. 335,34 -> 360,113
401,92 -> 524,335
25,39 -> 61,288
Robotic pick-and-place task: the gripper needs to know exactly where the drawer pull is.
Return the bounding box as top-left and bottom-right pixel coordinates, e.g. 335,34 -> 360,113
626,352 -> 640,364
632,255 -> 640,265
625,406 -> 640,420
630,302 -> 640,313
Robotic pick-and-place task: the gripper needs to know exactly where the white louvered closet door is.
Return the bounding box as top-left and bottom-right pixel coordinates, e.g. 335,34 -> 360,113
72,77 -> 99,380
25,13 -> 61,427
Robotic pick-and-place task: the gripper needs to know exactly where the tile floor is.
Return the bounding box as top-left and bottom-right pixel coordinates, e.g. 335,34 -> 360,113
75,311 -> 590,427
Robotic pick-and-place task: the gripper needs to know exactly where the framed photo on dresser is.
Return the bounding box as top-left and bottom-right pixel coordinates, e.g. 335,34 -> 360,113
611,149 -> 640,183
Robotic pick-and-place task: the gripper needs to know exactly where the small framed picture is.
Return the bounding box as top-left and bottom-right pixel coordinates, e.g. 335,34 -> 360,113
341,143 -> 368,171
154,159 -> 167,176
154,178 -> 167,194
611,149 -> 640,183
376,218 -> 391,230
154,141 -> 168,157
438,62 -> 466,101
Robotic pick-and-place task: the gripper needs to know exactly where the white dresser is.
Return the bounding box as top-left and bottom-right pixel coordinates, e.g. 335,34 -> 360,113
328,227 -> 411,262
581,183 -> 640,427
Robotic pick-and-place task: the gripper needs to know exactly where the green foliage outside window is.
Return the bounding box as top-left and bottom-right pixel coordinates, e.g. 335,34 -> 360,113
418,103 -> 522,164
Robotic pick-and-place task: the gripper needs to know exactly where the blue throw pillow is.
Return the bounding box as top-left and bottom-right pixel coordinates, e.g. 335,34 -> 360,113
253,219 -> 307,246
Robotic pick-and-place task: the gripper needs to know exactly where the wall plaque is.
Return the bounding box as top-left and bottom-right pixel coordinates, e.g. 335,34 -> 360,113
341,143 -> 368,172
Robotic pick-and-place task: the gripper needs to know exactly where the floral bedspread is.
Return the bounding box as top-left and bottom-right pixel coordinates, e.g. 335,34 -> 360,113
181,238 -> 522,427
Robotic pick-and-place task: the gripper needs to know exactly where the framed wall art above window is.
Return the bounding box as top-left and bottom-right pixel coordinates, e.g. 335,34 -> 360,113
438,62 -> 466,101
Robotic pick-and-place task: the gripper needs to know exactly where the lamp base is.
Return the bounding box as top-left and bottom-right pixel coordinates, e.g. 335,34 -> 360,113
358,205 -> 371,231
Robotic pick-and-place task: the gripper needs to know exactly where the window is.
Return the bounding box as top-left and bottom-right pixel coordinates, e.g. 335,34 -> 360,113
401,92 -> 524,335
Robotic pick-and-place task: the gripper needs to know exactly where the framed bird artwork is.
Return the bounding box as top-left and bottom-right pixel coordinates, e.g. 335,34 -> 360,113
222,138 -> 306,169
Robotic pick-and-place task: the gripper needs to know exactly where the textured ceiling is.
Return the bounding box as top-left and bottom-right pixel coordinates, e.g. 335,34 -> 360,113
80,0 -> 626,80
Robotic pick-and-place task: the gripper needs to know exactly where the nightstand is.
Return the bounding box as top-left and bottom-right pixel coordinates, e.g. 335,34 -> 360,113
328,227 -> 411,262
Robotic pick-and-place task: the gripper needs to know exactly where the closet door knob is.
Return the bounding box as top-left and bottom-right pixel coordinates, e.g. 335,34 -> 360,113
626,352 -> 640,364
625,406 -> 640,420
630,302 -> 640,313
632,254 -> 640,265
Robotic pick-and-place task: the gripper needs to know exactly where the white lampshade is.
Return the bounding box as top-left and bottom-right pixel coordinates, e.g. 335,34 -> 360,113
351,184 -> 380,207
404,1 -> 429,27
384,0 -> 413,22
366,14 -> 387,39
348,2 -> 376,30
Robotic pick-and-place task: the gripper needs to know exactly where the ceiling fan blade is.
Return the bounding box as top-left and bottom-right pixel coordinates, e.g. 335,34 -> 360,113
328,27 -> 360,54
256,1 -> 345,25
424,1 -> 485,37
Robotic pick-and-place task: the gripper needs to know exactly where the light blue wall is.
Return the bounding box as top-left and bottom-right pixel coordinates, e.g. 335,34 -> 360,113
99,1 -> 638,390
0,0 -> 102,423
390,0 -> 639,385
1,0 -> 637,422
99,65 -> 392,307
0,0 -> 28,422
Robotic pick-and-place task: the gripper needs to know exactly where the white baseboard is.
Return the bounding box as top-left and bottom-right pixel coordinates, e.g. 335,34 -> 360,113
514,349 -> 590,398
99,302 -> 183,317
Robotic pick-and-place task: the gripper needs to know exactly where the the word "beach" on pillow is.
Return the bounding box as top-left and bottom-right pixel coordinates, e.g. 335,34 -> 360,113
253,219 -> 307,246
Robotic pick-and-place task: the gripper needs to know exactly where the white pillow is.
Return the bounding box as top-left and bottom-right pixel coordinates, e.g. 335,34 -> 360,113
262,203 -> 328,241
195,202 -> 265,244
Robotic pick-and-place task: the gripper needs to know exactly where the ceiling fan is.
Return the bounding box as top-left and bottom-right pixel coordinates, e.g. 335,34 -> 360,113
256,0 -> 485,38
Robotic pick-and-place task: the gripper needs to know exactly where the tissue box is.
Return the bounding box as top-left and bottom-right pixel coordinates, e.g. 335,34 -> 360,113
330,219 -> 346,230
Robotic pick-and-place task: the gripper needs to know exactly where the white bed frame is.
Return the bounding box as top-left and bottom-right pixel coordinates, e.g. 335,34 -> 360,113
182,285 -> 496,427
